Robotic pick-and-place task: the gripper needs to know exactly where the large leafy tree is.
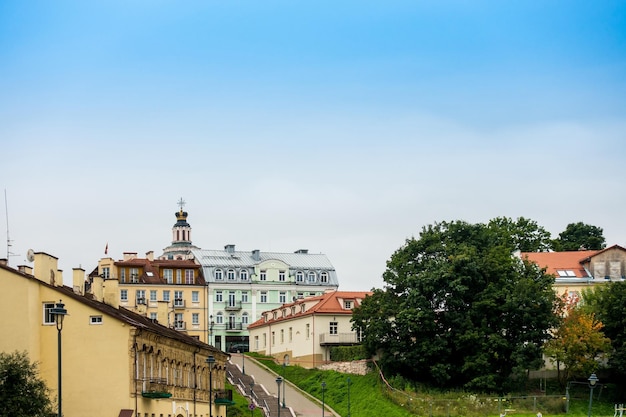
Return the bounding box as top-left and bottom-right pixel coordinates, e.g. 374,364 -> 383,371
352,219 -> 560,393
553,222 -> 606,251
583,282 -> 626,379
544,293 -> 610,385
0,351 -> 54,417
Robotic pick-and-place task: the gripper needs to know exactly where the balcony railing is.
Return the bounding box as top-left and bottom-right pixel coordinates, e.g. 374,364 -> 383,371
173,299 -> 186,309
174,321 -> 186,330
142,378 -> 171,399
225,301 -> 242,311
214,389 -> 234,405
225,322 -> 243,332
319,332 -> 360,346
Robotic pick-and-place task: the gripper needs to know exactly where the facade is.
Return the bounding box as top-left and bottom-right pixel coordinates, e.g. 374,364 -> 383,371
247,291 -> 371,368
94,252 -> 209,342
192,246 -> 340,353
520,244 -> 626,299
0,252 -> 229,417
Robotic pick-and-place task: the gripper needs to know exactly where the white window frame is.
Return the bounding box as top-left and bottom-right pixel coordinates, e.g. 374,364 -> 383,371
150,290 -> 157,302
260,270 -> 267,281
296,271 -> 303,282
164,269 -> 173,284
192,313 -> 199,326
320,271 -> 329,283
260,291 -> 268,303
192,291 -> 199,303
163,290 -> 170,302
307,271 -> 316,282
279,270 -> 286,281
214,269 -> 223,280
90,315 -> 103,325
227,269 -> 236,280
121,289 -> 128,302
240,269 -> 248,281
279,291 -> 286,303
185,269 -> 194,284
43,302 -> 55,325
216,291 -> 223,302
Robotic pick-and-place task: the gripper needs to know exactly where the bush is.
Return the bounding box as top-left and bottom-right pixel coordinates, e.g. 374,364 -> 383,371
329,345 -> 368,361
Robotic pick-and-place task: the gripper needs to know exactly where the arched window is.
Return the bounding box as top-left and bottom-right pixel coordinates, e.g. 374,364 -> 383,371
307,271 -> 316,282
296,271 -> 304,282
215,269 -> 223,280
240,269 -> 248,281
320,272 -> 329,283
227,269 -> 236,280
216,312 -> 223,324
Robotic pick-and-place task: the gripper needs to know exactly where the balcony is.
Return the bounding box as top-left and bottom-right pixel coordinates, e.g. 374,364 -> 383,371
173,299 -> 186,309
225,322 -> 243,332
319,332 -> 360,346
214,389 -> 235,405
142,378 -> 172,399
224,301 -> 242,311
174,321 -> 186,330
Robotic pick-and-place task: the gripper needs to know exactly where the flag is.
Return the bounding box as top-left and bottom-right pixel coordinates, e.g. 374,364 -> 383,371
105,242 -> 108,255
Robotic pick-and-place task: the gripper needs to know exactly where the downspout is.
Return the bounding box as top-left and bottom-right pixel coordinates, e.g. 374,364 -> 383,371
312,314 -> 315,368
133,330 -> 139,417
193,347 -> 200,417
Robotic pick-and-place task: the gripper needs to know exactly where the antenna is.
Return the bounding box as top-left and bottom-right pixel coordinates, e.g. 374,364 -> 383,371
4,189 -> 19,264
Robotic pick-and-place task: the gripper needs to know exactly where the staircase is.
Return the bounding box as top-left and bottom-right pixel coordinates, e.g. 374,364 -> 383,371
227,360 -> 286,417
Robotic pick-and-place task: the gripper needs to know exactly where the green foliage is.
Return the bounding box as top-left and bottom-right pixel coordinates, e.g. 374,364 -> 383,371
583,282 -> 626,381
553,222 -> 606,251
329,345 -> 367,361
0,351 -> 54,417
225,382 -> 263,417
352,218 -> 561,393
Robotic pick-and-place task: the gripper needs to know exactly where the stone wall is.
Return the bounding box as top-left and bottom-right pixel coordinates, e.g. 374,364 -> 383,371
317,359 -> 370,375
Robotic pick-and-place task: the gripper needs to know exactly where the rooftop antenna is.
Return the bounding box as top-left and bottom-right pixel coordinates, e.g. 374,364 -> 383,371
5,189 -> 19,264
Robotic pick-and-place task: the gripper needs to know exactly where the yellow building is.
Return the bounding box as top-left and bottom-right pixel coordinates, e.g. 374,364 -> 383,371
0,252 -> 230,417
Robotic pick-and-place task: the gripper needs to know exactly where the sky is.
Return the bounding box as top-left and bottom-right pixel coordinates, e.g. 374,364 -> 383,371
1,1 -> 625,291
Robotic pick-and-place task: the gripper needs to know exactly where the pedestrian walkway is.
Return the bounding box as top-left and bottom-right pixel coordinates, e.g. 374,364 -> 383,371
227,353 -> 339,417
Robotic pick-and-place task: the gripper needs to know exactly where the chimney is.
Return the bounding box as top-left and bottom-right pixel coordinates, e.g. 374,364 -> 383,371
92,275 -> 104,302
225,244 -> 235,253
252,249 -> 260,262
33,252 -> 61,286
72,268 -> 85,295
0,258 -> 7,266
157,301 -> 169,326
103,278 -> 119,308
123,252 -> 137,261
18,265 -> 33,275
146,251 -> 154,261
295,249 -> 308,254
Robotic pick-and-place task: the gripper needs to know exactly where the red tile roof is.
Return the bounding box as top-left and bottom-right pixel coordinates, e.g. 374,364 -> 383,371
520,250 -> 598,278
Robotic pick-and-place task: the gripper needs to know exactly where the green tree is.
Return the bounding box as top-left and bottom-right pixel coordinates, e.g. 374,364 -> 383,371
583,282 -> 626,379
553,222 -> 606,251
352,219 -> 560,393
0,351 -> 54,417
488,216 -> 553,252
544,293 -> 610,385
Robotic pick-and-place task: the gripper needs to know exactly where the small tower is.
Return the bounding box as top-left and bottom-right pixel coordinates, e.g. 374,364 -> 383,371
160,198 -> 200,260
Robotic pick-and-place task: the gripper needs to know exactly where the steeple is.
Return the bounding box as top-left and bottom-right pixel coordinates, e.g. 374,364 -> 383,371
160,198 -> 199,260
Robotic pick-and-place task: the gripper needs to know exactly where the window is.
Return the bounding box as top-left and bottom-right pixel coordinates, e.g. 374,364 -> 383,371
150,290 -> 157,302
240,269 -> 248,281
215,269 -> 223,280
344,300 -> 353,309
260,270 -> 266,281
279,270 -> 286,281
102,267 -> 110,279
289,327 -> 293,342
241,292 -> 248,303
136,290 -> 146,304
120,268 -> 126,282
242,313 -> 249,325
320,272 -> 329,283
262,333 -> 266,348
280,329 -> 284,343
254,336 -> 259,350
131,268 -> 139,283
121,290 -> 128,302
329,321 -> 338,335
307,271 -> 316,282
174,291 -> 184,307
279,291 -> 286,303
216,312 -> 223,324
227,269 -> 235,280
174,313 -> 184,329
192,291 -> 199,303
164,269 -> 173,284
215,291 -> 223,302
306,323 -> 310,339
296,271 -> 303,282
43,303 -> 55,324
271,331 -> 275,346
192,313 -> 199,326
90,315 -> 103,325
260,291 -> 268,303
150,312 -> 157,320
163,290 -> 170,302
185,269 -> 194,284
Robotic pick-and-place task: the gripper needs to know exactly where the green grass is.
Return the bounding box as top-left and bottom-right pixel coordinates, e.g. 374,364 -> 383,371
244,353 -> 621,417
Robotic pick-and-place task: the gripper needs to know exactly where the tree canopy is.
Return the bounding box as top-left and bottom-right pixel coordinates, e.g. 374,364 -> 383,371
352,218 -> 560,393
0,351 -> 54,417
553,222 -> 606,251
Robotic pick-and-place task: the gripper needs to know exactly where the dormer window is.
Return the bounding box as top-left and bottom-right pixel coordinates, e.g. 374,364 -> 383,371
307,271 -> 316,283
320,271 -> 329,283
344,300 -> 353,309
296,271 -> 303,282
273,311 -> 277,320
227,269 -> 236,280
240,269 -> 248,281
215,269 -> 223,280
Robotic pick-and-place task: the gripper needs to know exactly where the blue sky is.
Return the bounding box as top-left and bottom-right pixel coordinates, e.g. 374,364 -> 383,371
1,1 -> 625,290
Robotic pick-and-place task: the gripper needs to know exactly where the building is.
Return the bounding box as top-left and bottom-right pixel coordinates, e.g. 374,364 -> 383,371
247,291 -> 371,368
94,251 -> 209,342
192,245 -> 340,353
520,244 -> 626,299
0,252 -> 230,417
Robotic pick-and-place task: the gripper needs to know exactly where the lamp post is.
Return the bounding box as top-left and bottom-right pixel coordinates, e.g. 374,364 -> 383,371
347,377 -> 352,417
241,336 -> 246,375
209,315 -> 214,346
321,381 -> 326,417
587,373 -> 599,417
282,362 -> 286,408
51,300 -> 67,417
276,377 -> 283,417
206,355 -> 215,417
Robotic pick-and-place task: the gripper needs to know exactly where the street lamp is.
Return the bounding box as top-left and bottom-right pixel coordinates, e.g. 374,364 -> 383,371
206,355 -> 215,417
321,381 -> 326,417
209,315 -> 214,346
587,373 -> 599,417
276,377 -> 283,417
282,362 -> 286,408
51,300 -> 67,417
241,336 -> 246,375
347,377 -> 352,417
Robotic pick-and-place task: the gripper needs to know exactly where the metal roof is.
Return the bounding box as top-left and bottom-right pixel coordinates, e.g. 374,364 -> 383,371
191,249 -> 336,270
